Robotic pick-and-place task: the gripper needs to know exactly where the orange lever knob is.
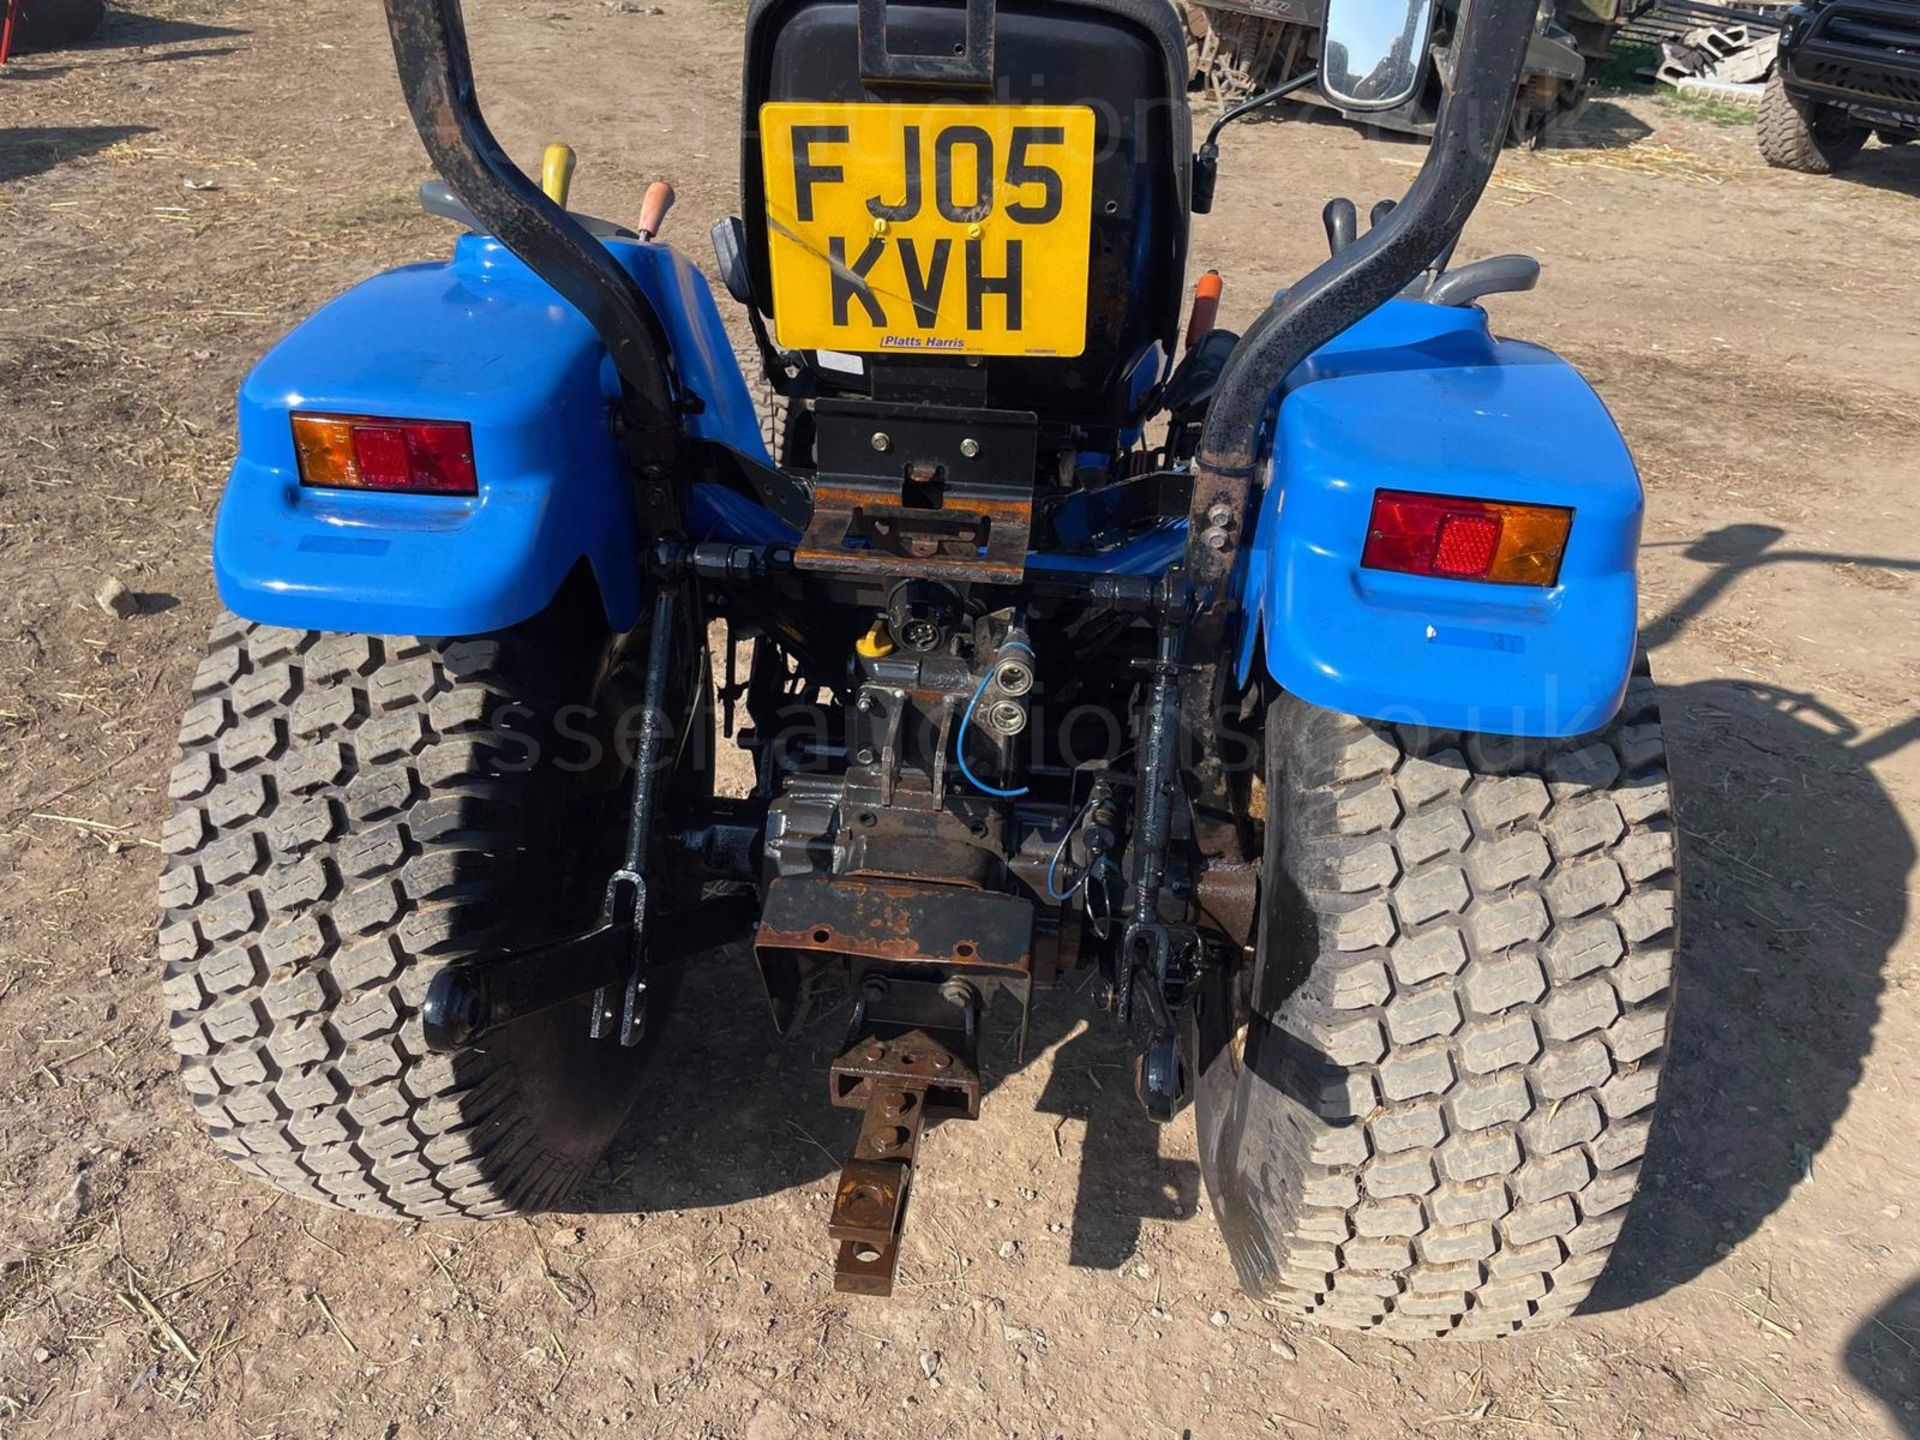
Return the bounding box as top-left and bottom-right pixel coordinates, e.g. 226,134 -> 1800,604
637,181 -> 676,241
1185,269 -> 1223,352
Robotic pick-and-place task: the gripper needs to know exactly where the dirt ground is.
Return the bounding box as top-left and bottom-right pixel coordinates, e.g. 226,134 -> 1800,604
3,1 -> 1919,1435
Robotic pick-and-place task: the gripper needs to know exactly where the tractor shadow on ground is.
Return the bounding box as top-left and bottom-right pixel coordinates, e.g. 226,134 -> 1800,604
1586,523 -> 1920,1314
1847,1275 -> 1920,1438
0,11 -> 248,80
577,956 -> 1197,1271
3,47 -> 247,83
0,125 -> 155,185
1033,995 -> 1203,1269
80,9 -> 248,50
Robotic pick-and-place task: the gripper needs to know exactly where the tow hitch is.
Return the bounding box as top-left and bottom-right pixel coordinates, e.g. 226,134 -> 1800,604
826,976 -> 983,1295
755,872 -> 1027,1294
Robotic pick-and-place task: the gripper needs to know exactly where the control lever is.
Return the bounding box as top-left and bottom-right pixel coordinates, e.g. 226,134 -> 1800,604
637,181 -> 675,242
1424,254 -> 1541,306
1323,197 -> 1358,256
1184,269 -> 1223,352
540,142 -> 577,206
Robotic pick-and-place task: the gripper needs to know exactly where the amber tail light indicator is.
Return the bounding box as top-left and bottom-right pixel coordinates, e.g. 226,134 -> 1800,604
291,414 -> 478,496
1361,489 -> 1573,587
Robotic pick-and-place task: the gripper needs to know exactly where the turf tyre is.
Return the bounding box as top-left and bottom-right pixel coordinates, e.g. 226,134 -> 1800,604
1197,667 -> 1677,1339
157,609 -> 659,1219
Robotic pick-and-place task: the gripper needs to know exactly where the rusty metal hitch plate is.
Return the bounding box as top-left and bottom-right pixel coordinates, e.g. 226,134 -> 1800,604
795,401 -> 1038,584
758,874 -> 1034,974
827,1028 -> 980,1295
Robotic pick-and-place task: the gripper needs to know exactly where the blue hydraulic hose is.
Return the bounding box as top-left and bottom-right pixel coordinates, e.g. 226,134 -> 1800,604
955,641 -> 1032,799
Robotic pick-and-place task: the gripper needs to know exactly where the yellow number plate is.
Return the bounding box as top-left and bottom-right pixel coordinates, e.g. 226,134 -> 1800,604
759,102 -> 1095,359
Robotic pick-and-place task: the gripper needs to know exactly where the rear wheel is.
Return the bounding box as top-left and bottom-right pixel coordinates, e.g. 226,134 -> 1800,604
1197,668 -> 1677,1338
158,605 -> 663,1219
1758,73 -> 1870,173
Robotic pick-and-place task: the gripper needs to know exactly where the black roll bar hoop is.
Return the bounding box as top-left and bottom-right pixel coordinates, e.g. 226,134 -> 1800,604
1195,0 -> 1541,487
382,0 -> 682,466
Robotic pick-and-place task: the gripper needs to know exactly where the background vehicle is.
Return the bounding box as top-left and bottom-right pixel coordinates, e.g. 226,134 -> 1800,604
1758,0 -> 1920,172
157,0 -> 1677,1336
1185,0 -> 1625,145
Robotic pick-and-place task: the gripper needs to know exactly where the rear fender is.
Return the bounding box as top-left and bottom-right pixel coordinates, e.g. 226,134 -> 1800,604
214,232 -> 775,637
1233,300 -> 1643,738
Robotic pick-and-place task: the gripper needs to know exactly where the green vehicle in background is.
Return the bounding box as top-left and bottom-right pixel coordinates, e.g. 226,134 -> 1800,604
1185,0 -> 1624,144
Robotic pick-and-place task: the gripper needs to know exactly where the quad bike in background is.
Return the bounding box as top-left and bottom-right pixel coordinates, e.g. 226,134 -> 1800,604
1183,0 -> 1625,145
158,0 -> 1677,1337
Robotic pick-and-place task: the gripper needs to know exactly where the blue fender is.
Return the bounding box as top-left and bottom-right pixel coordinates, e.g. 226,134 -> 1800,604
213,232 -> 781,638
1233,300 -> 1643,738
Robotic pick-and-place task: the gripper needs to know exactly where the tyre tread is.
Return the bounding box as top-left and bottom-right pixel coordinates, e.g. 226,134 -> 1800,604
1758,72 -> 1869,173
1228,679 -> 1677,1336
157,616 -> 594,1219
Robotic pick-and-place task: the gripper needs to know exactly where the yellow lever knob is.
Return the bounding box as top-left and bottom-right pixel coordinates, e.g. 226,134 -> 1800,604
855,620 -> 895,659
541,143 -> 577,207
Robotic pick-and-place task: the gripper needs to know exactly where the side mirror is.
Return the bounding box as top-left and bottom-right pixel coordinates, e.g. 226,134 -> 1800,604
1320,0 -> 1437,111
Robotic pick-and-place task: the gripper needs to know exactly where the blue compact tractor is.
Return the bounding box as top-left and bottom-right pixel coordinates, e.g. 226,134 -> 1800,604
159,0 -> 1676,1335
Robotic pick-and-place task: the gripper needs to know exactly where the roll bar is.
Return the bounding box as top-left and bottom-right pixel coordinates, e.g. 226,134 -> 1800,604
1195,0 -> 1540,481
382,0 -> 681,466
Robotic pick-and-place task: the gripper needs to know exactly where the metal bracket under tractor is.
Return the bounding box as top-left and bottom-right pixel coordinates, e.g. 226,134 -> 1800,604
422,587 -> 701,1052
826,976 -> 982,1295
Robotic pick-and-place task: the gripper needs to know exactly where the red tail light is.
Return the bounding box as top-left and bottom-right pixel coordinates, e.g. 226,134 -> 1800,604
291,414 -> 478,496
1362,490 -> 1573,587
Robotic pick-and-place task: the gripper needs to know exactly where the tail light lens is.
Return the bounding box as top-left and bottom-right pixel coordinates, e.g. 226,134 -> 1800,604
291,414 -> 478,496
1362,489 -> 1573,587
